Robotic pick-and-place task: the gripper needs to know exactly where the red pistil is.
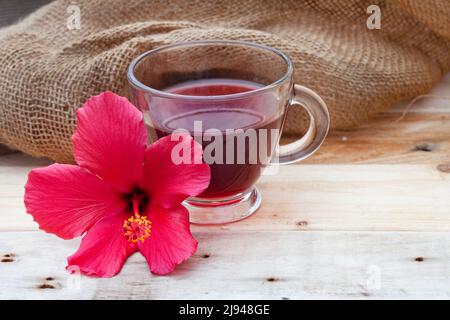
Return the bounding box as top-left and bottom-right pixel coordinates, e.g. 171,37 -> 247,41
123,197 -> 151,243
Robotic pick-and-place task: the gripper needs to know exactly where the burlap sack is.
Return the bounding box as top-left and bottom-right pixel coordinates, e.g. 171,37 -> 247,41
0,0 -> 449,162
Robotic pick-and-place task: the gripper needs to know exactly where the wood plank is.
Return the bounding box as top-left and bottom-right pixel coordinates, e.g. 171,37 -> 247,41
304,112 -> 450,164
0,153 -> 50,231
1,153 -> 449,232
298,75 -> 450,164
1,231 -> 450,299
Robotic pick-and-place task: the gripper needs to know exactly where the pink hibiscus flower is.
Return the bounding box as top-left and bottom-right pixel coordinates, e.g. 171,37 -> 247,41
24,91 -> 210,277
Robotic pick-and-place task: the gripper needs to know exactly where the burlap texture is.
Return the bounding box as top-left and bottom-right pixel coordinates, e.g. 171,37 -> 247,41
0,0 -> 449,162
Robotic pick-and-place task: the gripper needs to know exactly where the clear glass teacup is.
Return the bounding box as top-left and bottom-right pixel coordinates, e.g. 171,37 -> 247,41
128,40 -> 329,224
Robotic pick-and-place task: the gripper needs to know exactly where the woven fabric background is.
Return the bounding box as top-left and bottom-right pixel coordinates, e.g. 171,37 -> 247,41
0,0 -> 449,162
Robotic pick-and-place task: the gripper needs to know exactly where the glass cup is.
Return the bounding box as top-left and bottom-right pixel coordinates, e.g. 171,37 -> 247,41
127,40 -> 329,225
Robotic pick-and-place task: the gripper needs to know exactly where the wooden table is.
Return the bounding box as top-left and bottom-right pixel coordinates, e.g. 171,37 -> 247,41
1,74 -> 449,299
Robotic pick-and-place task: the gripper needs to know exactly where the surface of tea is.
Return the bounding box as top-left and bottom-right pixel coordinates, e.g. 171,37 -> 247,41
150,79 -> 283,199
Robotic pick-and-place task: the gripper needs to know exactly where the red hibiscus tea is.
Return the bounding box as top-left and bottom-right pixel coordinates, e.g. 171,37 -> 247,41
128,41 -> 329,224
146,79 -> 284,199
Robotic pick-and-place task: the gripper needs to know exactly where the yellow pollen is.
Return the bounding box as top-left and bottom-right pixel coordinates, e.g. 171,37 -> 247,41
123,214 -> 151,243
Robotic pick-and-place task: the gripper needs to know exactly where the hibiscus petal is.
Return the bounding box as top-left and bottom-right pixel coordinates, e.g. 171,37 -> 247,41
138,204 -> 198,275
67,212 -> 137,278
142,134 -> 210,208
73,91 -> 147,193
25,164 -> 126,240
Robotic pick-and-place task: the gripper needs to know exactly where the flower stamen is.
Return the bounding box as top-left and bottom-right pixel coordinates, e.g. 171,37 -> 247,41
123,197 -> 151,243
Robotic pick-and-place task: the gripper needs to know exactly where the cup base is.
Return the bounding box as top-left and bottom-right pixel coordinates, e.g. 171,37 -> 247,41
184,187 -> 262,225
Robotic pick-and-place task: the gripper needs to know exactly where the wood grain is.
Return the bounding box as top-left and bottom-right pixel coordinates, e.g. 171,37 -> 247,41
1,153 -> 449,232
1,231 -> 450,299
300,75 -> 450,165
0,73 -> 449,299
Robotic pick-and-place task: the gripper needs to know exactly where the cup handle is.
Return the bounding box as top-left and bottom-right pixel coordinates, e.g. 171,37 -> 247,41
276,84 -> 330,165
